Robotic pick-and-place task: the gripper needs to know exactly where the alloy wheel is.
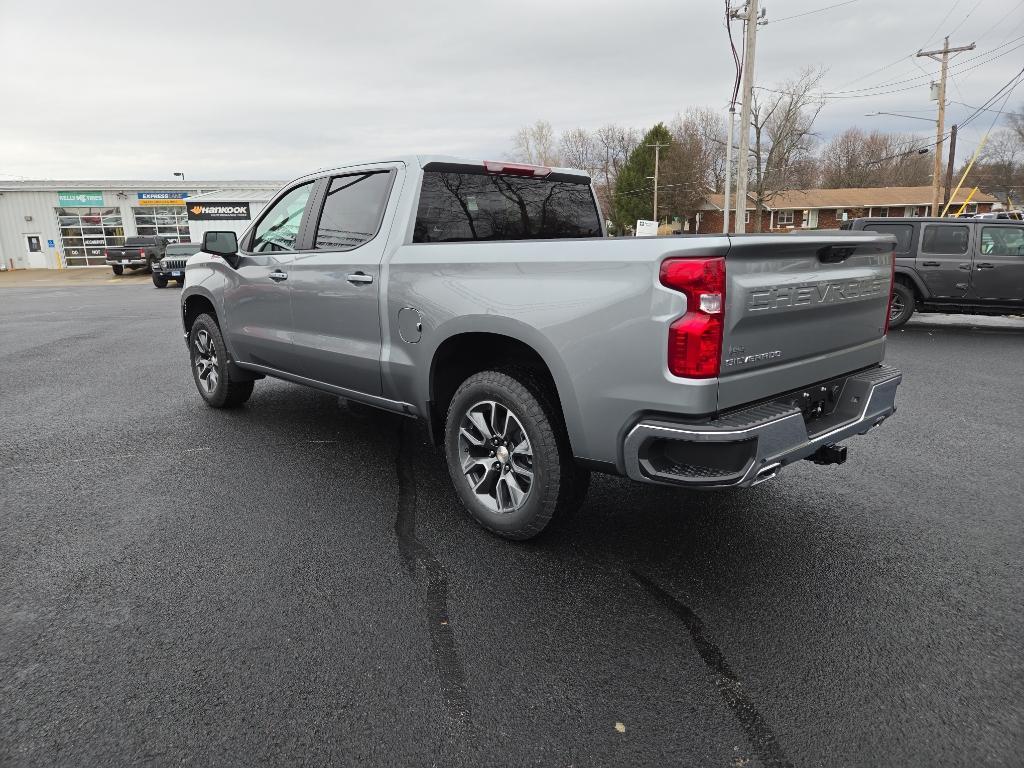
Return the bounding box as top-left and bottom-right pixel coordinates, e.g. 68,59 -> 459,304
458,400 -> 534,513
889,293 -> 905,322
193,329 -> 220,394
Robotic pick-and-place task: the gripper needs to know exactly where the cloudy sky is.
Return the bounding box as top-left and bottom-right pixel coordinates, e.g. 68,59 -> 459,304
0,0 -> 1020,181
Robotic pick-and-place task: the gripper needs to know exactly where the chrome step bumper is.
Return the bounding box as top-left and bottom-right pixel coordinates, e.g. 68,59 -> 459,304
623,364 -> 902,488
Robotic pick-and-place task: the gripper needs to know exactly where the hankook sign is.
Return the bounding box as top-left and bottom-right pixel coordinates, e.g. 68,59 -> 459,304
187,202 -> 251,221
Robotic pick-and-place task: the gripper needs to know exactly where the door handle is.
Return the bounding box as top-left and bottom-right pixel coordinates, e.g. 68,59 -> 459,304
921,261 -> 941,267
975,262 -> 995,269
958,263 -> 971,270
268,270 -> 288,282
347,272 -> 373,285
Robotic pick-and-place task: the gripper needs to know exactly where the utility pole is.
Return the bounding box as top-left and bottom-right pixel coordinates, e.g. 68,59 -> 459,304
918,37 -> 974,216
944,123 -> 958,207
723,2 -> 745,234
647,141 -> 670,222
734,0 -> 760,233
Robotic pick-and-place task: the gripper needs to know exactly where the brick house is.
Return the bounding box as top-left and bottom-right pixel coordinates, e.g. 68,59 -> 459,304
694,186 -> 998,233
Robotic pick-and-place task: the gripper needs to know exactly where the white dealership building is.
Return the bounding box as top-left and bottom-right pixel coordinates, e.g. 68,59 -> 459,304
0,180 -> 284,269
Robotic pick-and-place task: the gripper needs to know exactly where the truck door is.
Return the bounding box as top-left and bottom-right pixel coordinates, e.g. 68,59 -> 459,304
286,168 -> 399,396
970,223 -> 1024,302
917,222 -> 972,298
221,181 -> 314,370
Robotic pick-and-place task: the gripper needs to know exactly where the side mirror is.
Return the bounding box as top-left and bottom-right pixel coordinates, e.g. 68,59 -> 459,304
203,231 -> 239,260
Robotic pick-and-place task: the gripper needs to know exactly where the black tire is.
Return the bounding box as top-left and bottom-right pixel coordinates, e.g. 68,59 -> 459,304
889,281 -> 915,329
176,278 -> 186,286
444,368 -> 589,540
152,273 -> 168,288
111,264 -> 123,276
188,314 -> 254,408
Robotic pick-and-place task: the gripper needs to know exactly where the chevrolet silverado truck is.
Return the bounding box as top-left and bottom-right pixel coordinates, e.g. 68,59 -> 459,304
179,156 -> 902,540
843,216 -> 1024,328
105,236 -> 169,275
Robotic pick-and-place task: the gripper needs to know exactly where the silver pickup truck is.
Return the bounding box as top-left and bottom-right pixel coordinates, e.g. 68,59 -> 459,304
179,156 -> 902,539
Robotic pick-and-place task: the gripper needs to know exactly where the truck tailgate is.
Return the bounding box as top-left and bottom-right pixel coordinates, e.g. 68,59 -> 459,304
718,232 -> 894,410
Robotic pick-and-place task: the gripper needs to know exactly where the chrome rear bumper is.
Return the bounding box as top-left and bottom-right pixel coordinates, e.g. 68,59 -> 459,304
623,364 -> 902,488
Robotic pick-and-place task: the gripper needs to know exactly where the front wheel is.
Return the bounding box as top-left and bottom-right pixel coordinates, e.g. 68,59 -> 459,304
188,314 -> 254,408
444,369 -> 589,540
889,282 -> 915,329
152,273 -> 168,288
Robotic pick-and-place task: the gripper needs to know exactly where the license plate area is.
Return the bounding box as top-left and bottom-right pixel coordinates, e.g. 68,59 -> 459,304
776,375 -> 849,424
121,259 -> 128,264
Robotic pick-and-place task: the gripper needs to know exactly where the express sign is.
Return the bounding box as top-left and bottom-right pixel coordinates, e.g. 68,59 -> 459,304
186,202 -> 251,221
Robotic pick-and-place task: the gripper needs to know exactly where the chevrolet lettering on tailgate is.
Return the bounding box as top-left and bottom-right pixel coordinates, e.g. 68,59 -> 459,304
747,277 -> 887,312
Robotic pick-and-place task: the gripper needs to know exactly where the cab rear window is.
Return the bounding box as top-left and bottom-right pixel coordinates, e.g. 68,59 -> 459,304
413,170 -> 601,243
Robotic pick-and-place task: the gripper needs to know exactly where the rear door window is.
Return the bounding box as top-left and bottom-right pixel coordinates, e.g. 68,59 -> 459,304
921,224 -> 969,254
414,171 -> 601,243
980,226 -> 1024,256
313,172 -> 393,251
863,223 -> 913,254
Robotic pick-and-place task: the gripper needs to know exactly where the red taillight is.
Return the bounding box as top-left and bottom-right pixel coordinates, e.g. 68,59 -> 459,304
139,248 -> 145,256
104,250 -> 109,258
884,246 -> 896,335
482,160 -> 551,177
660,257 -> 726,378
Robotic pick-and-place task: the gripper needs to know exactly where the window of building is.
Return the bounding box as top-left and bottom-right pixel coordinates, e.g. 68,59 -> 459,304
132,205 -> 190,243
413,171 -> 601,243
863,223 -> 914,254
963,203 -> 978,215
744,210 -> 750,224
250,182 -> 313,252
980,226 -> 1024,256
921,224 -> 969,254
313,172 -> 393,250
777,210 -> 794,225
54,206 -> 125,266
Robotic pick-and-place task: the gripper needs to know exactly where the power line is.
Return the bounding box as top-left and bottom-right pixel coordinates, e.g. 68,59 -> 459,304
972,1 -> 1024,44
947,0 -> 983,38
824,35 -> 1024,95
920,0 -> 963,50
761,0 -> 859,24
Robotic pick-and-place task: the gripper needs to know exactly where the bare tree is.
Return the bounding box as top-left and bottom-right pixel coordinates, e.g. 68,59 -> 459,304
510,120 -> 560,166
820,128 -> 931,188
970,127 -> 1024,207
748,68 -> 825,230
659,108 -> 728,224
558,128 -> 601,176
592,123 -> 641,213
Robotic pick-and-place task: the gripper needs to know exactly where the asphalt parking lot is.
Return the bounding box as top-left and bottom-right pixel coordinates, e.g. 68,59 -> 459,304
1,280 -> 1021,767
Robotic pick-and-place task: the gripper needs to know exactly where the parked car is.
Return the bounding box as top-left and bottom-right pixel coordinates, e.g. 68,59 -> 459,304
105,236 -> 169,275
844,216 -> 1024,328
179,156 -> 902,540
153,242 -> 201,288
972,210 -> 1023,220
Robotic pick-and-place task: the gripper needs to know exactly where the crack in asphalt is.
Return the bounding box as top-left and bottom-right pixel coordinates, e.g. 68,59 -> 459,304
632,569 -> 793,768
394,421 -> 470,725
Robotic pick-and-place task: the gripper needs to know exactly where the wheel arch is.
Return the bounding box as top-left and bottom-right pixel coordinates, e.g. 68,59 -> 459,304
894,266 -> 928,299
423,321 -> 584,456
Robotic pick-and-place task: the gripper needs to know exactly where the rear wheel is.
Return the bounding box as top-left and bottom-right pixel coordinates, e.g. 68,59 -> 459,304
152,273 -> 168,288
889,281 -> 915,329
111,264 -> 123,276
444,369 -> 588,540
188,314 -> 254,408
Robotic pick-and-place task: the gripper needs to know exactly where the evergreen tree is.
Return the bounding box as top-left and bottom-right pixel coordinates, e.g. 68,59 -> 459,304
612,123 -> 672,232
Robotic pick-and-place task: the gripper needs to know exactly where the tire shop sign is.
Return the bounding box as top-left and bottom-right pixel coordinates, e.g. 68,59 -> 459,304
187,202 -> 251,221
